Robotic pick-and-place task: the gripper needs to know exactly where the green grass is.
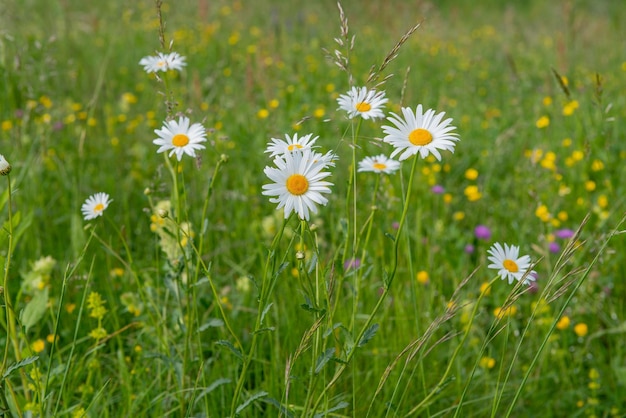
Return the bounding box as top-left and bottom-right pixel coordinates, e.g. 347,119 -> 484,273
1,0 -> 625,416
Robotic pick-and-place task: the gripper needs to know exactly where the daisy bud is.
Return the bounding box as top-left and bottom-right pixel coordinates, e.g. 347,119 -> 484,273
0,155 -> 11,176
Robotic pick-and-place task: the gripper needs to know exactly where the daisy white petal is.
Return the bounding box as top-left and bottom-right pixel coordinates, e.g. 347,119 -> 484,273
265,133 -> 319,158
357,154 -> 401,174
382,105 -> 460,161
81,192 -> 112,221
487,242 -> 536,285
337,86 -> 388,120
262,149 -> 333,221
153,116 -> 207,161
139,51 -> 186,73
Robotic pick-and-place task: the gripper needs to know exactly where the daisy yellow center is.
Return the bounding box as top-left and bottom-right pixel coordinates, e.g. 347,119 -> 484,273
373,162 -> 387,170
287,144 -> 303,151
503,259 -> 519,273
286,174 -> 309,195
356,102 -> 372,112
172,134 -> 190,147
157,60 -> 167,67
94,203 -> 105,213
409,128 -> 433,146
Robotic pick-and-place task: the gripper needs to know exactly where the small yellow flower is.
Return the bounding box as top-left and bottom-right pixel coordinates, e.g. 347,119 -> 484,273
597,195 -> 608,209
1,120 -> 13,131
535,204 -> 551,222
66,303 -> 77,314
313,108 -> 325,118
542,96 -> 553,106
257,108 -> 269,119
31,339 -> 45,353
443,193 -> 453,204
535,116 -> 550,128
479,356 -> 496,369
556,315 -> 570,330
585,180 -> 596,192
588,368 -> 600,380
562,137 -> 572,147
591,159 -> 604,171
269,99 -> 279,109
494,305 -> 517,319
572,150 -> 584,161
416,271 -> 429,285
479,282 -> 491,296
453,211 -> 465,221
574,323 -> 588,337
464,168 -> 479,180
557,211 -> 568,221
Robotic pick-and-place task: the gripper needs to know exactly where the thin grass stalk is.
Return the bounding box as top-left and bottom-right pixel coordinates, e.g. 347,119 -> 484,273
405,276 -> 500,416
503,212 -> 625,417
230,216 -> 290,416
311,154 -> 420,413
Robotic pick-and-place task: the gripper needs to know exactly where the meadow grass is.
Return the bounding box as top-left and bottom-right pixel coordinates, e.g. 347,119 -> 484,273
1,0 -> 625,416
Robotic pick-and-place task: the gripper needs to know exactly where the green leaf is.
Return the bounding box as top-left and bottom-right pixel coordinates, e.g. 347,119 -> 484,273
3,356 -> 39,379
314,348 -> 336,374
19,287 -> 49,333
197,318 -> 224,332
260,302 -> 273,325
235,391 -> 268,415
194,378 -> 231,406
358,323 -> 379,347
262,397 -> 295,418
215,340 -> 243,361
313,401 -> 349,418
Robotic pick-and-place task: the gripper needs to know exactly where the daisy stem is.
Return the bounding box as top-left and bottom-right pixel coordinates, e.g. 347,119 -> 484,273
1,174 -> 29,409
350,175 -> 380,331
407,276 -> 500,416
230,216 -> 289,416
313,156 -> 419,413
341,118 -> 362,267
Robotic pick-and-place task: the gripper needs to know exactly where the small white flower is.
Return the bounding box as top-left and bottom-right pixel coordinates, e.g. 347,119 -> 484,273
0,154 -> 11,176
357,154 -> 401,174
139,52 -> 186,73
487,242 -> 537,285
265,133 -> 319,158
153,116 -> 207,161
81,192 -> 112,221
383,105 -> 459,161
337,87 -> 388,120
262,149 -> 333,221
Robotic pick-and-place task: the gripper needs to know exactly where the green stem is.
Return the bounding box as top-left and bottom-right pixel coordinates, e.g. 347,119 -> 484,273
230,216 -> 289,416
312,155 -> 420,413
406,276 -> 500,416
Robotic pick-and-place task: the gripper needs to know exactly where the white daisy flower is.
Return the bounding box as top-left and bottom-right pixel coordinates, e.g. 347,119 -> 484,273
0,154 -> 11,176
164,52 -> 186,72
382,105 -> 459,161
81,192 -> 112,221
487,242 -> 537,285
153,116 -> 207,161
357,154 -> 401,174
265,133 -> 319,158
139,52 -> 186,73
262,149 -> 333,221
337,86 -> 388,120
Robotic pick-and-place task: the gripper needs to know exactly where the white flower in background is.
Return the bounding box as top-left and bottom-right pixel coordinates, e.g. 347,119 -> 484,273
265,133 -> 319,158
81,192 -> 112,221
383,105 -> 459,161
487,242 -> 537,285
337,86 -> 388,120
357,154 -> 401,174
153,116 -> 207,161
139,51 -> 186,73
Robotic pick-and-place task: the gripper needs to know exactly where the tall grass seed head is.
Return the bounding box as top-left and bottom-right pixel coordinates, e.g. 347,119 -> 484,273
154,116 -> 207,161
382,105 -> 459,161
81,192 -> 112,220
487,242 -> 537,285
337,86 -> 388,120
262,148 -> 334,221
